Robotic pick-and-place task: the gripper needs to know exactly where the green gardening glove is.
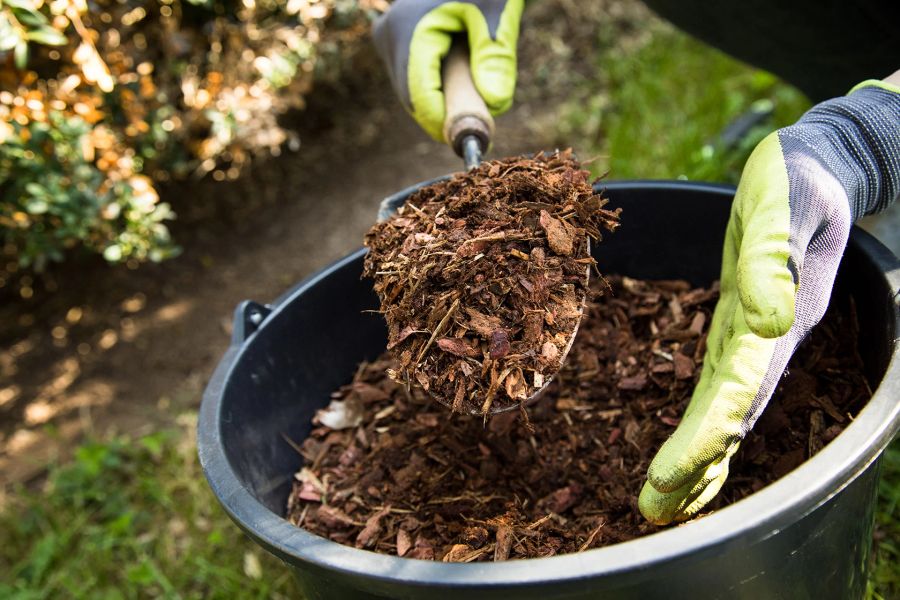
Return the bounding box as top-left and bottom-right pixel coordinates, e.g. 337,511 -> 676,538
372,0 -> 524,141
639,80 -> 900,525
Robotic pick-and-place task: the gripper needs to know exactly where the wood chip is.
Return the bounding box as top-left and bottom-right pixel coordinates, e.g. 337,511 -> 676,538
494,527 -> 514,561
539,210 -> 574,256
364,150 -> 619,413
673,353 -> 694,380
397,528 -> 412,557
288,276 -> 869,563
355,506 -> 390,549
688,312 -> 706,336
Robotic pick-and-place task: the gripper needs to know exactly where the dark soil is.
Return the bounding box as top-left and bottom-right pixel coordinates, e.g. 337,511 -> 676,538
363,150 -> 620,414
286,275 -> 870,561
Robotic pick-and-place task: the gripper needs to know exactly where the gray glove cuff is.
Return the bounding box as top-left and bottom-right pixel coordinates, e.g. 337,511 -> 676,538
778,85 -> 900,221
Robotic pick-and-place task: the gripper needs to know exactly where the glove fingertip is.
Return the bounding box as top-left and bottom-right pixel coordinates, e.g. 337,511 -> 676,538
646,452 -> 691,494
472,66 -> 516,114
638,481 -> 679,525
409,83 -> 447,141
743,301 -> 794,338
414,111 -> 446,142
739,278 -> 795,339
467,36 -> 517,112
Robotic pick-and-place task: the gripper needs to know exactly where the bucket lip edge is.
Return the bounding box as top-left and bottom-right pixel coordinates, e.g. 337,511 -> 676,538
196,178 -> 900,590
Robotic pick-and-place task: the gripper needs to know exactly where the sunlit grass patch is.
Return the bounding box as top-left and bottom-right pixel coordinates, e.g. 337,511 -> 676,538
0,418 -> 299,599
557,23 -> 810,183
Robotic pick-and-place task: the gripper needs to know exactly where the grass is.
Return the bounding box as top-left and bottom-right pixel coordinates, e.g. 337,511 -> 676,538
0,417 -> 300,599
870,443 -> 900,600
1,16 -> 896,600
556,22 -> 811,184
2,422 -> 897,598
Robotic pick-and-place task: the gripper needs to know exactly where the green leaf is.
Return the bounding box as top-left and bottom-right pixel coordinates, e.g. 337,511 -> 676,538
73,442 -> 113,476
25,198 -> 47,214
125,561 -> 155,586
13,38 -> 27,69
139,433 -> 165,459
107,511 -> 134,535
26,26 -> 66,46
23,533 -> 58,585
24,181 -> 45,197
1,0 -> 37,10
103,245 -> 123,262
0,13 -> 21,51
11,7 -> 47,27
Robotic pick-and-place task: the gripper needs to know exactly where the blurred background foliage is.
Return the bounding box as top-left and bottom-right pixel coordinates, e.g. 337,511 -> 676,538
0,0 -> 385,271
553,23 -> 810,183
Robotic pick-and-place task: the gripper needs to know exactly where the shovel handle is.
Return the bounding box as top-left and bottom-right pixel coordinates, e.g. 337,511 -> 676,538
442,42 -> 494,159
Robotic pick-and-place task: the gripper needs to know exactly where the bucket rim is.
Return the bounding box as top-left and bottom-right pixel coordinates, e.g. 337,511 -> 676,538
197,179 -> 900,591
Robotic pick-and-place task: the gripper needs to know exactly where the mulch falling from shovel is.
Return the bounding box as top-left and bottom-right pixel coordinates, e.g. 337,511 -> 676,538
363,150 -> 620,414
286,276 -> 870,561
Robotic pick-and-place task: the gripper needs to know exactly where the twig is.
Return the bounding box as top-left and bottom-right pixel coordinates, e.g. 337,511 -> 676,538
526,514 -> 552,530
459,232 -> 507,245
415,298 -> 459,364
280,432 -> 305,456
295,504 -> 310,527
578,520 -> 606,552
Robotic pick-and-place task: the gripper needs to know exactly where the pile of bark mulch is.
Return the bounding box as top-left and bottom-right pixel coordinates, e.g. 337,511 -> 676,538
363,150 -> 620,414
286,276 -> 870,561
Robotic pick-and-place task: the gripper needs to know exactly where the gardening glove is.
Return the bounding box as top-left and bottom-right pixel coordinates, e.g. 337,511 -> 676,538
639,80 -> 900,525
372,0 -> 524,141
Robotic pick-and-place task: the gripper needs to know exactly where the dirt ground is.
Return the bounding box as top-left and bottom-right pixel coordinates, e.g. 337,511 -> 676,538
0,103 -> 540,486
1,0 -> 896,491
0,0 -> 638,490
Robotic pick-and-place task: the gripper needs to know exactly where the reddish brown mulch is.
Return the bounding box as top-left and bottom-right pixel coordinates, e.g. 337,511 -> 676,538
363,150 -> 620,414
286,275 -> 869,561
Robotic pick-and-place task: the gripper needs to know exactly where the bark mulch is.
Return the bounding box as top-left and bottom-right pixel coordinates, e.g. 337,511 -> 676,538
286,275 -> 869,561
363,150 -> 620,414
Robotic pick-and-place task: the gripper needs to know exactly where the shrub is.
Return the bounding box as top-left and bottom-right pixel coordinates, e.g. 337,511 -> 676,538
0,0 -> 384,271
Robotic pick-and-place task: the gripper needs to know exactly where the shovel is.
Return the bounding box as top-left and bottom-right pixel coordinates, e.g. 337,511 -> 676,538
376,42 -> 590,414
377,42 -> 493,220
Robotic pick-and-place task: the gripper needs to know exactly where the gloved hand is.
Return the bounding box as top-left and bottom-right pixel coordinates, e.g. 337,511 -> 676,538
372,0 -> 524,141
639,80 -> 900,525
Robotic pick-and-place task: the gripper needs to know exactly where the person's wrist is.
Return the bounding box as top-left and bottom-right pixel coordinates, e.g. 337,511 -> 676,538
794,81 -> 900,220
883,69 -> 900,88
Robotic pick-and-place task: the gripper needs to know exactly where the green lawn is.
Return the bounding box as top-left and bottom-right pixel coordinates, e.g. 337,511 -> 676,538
556,22 -> 810,184
2,19 -> 896,600
871,442 -> 900,600
0,418 -> 302,599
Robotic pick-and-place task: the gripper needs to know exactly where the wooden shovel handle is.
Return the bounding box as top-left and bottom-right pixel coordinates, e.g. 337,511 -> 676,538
442,42 -> 494,157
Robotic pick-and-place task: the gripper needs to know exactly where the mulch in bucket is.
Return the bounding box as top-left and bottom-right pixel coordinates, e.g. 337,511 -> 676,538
286,275 -> 869,561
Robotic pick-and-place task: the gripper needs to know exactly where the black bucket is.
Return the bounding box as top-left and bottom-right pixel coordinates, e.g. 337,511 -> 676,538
198,181 -> 900,599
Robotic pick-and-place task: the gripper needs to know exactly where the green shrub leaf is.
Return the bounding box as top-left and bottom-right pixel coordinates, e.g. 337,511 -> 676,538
0,0 -> 372,272
0,13 -> 20,50
102,245 -> 122,262
1,0 -> 38,10
13,37 -> 27,68
26,26 -> 66,46
10,6 -> 47,28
